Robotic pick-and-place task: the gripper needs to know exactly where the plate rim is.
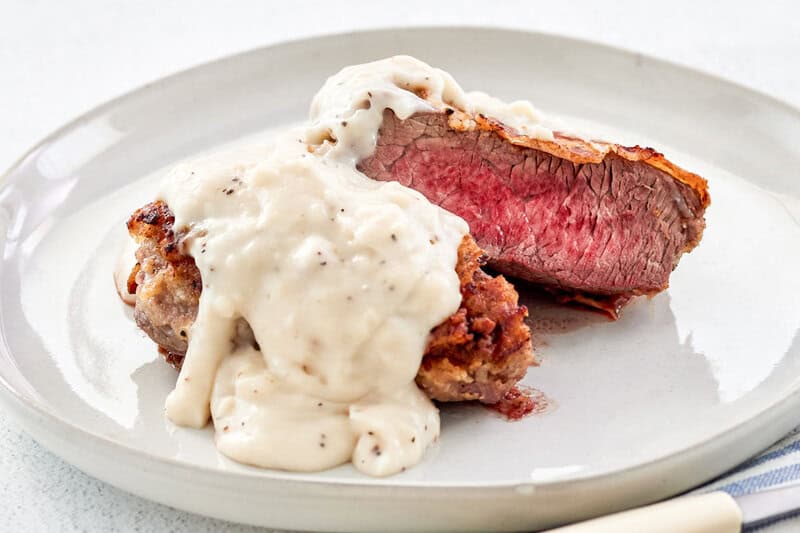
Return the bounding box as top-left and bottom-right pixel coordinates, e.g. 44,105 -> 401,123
4,24 -> 800,182
2,23 -> 800,518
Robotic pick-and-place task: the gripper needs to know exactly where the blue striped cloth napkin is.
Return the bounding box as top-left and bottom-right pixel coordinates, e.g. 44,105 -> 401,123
697,428 -> 800,531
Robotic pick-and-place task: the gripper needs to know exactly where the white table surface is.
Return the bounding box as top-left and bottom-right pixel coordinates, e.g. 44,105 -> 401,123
2,1 -> 799,531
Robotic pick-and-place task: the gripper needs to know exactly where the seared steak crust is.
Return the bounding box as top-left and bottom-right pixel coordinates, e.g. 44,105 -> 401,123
358,110 -> 709,316
127,201 -> 533,404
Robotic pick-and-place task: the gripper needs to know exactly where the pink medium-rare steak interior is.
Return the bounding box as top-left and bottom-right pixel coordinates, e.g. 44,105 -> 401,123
358,110 -> 708,312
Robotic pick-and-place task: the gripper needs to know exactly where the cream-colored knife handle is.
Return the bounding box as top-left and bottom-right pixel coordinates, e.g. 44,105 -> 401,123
546,492 -> 742,533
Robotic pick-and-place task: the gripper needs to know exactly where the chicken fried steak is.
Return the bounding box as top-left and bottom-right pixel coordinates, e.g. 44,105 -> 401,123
126,200 -> 534,404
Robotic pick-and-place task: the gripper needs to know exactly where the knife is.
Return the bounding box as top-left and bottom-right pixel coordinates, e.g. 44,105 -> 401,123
546,484 -> 800,532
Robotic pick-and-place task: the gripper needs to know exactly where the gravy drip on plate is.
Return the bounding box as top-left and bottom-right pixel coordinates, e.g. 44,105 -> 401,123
159,56 -> 532,475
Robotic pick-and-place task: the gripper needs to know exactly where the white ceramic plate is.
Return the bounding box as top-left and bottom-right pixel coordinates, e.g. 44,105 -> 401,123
2,28 -> 800,532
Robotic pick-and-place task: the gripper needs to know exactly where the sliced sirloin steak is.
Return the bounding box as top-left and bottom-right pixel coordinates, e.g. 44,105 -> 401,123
357,110 -> 710,317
